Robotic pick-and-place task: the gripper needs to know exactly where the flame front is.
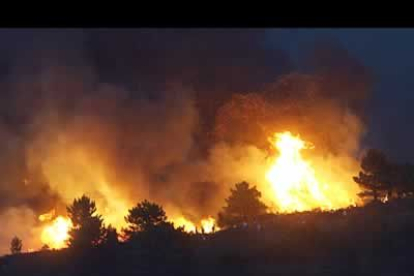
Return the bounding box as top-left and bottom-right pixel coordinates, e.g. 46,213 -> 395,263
40,216 -> 73,249
172,217 -> 197,233
38,209 -> 55,222
266,131 -> 357,212
171,216 -> 219,233
200,217 -> 218,233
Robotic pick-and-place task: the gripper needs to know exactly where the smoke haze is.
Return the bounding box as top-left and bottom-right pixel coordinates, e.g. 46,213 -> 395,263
0,29 -> 371,254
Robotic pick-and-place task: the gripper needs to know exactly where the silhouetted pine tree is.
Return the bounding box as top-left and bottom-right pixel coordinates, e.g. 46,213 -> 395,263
218,181 -> 267,228
67,195 -> 105,249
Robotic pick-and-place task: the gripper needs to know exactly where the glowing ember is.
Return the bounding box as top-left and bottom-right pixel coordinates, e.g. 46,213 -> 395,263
40,216 -> 73,249
266,131 -> 357,212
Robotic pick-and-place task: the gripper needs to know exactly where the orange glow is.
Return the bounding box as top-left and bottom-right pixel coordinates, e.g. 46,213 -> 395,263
38,209 -> 55,222
266,131 -> 358,212
200,217 -> 218,233
171,216 -> 219,234
33,145 -> 132,232
172,217 -> 196,233
29,127 -> 359,251
40,216 -> 73,249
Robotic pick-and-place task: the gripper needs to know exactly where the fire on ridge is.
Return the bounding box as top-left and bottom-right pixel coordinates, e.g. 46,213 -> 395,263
36,131 -> 360,250
266,131 -> 359,213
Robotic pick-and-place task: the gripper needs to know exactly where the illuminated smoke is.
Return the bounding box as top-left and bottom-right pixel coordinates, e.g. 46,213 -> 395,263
0,31 -> 371,255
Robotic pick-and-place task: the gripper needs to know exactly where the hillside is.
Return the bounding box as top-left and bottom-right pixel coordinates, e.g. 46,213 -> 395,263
2,200 -> 414,276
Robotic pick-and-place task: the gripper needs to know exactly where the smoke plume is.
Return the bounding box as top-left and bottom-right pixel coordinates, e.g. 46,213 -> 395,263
0,30 -> 371,255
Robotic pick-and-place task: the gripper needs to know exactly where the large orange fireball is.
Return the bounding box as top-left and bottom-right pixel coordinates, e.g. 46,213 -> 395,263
40,216 -> 73,249
266,131 -> 358,212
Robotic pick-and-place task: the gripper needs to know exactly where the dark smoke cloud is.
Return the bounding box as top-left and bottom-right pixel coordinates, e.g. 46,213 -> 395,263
214,42 -> 373,155
0,29 -> 291,218
305,38 -> 373,120
84,29 -> 291,91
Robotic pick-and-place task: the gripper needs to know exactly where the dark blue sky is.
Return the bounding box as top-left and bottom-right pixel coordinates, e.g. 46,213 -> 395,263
268,29 -> 414,162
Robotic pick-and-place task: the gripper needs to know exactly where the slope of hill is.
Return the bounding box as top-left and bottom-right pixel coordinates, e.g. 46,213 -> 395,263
2,200 -> 414,276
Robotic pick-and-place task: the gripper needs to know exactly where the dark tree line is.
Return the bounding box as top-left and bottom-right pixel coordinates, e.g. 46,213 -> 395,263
63,196 -> 173,250
54,148 -> 414,251
354,149 -> 414,201
36,181 -> 267,251
11,146 -> 414,255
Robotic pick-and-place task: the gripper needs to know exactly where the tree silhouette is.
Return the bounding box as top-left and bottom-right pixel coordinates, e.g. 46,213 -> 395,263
124,200 -> 167,239
218,181 -> 267,228
353,149 -> 392,201
67,195 -> 105,249
101,224 -> 119,248
10,236 -> 22,254
392,163 -> 414,198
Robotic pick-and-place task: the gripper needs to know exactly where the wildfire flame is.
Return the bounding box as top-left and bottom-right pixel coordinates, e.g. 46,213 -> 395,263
266,131 -> 357,212
38,209 -> 56,222
172,217 -> 197,233
40,216 -> 73,249
172,216 -> 219,234
200,217 -> 218,233
30,130 -> 358,252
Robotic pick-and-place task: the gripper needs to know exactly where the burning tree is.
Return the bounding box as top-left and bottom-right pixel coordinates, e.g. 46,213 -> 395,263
218,181 -> 267,228
67,195 -> 105,249
10,236 -> 22,254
